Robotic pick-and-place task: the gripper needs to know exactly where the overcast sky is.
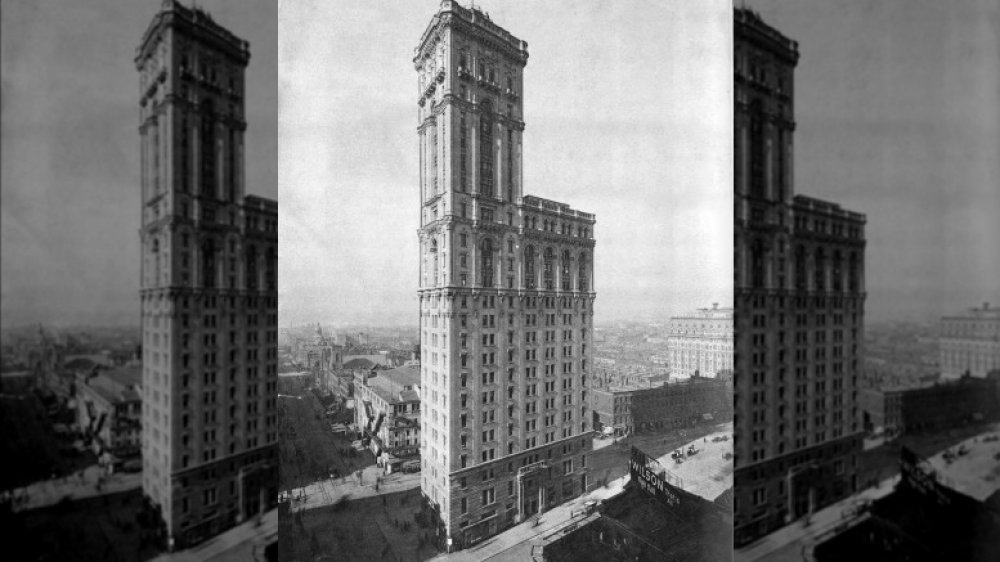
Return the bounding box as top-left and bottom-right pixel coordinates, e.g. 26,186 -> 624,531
747,0 -> 1000,323
279,0 -> 733,328
1,0 -> 277,328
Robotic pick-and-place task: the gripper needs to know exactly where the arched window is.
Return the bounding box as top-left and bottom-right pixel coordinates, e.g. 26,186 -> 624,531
750,99 -> 764,198
506,129 -> 514,202
202,238 -> 216,288
578,252 -> 588,292
561,250 -> 571,290
430,122 -> 439,195
201,98 -> 216,198
266,247 -> 276,290
151,237 -> 160,286
543,247 -> 554,290
795,245 -> 806,290
247,244 -> 258,290
459,112 -> 468,193
479,100 -> 494,197
832,250 -> 843,292
480,238 -> 494,287
751,239 -> 765,289
525,245 -> 536,289
849,252 -> 859,293
814,247 -> 826,291
776,129 -> 786,202
430,239 -> 439,287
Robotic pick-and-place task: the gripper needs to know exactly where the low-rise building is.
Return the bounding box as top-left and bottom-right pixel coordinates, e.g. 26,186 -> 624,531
293,323 -> 343,373
590,388 -> 635,435
0,370 -> 35,394
666,304 -> 733,379
75,365 -> 142,457
354,365 -> 421,458
940,303 -> 1000,379
813,444 -> 1000,562
590,376 -> 732,435
323,370 -> 355,400
632,376 -> 732,432
860,376 -> 1000,438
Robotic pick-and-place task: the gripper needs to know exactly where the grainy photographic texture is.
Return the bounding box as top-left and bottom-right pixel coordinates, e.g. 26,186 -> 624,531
2,1 -> 279,560
732,2 -> 1000,561
278,1 -> 734,561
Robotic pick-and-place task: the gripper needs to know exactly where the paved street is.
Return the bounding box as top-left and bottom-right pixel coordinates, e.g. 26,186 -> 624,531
7,463 -> 141,512
149,508 -> 278,562
587,423 -> 731,491
430,428 -> 733,562
287,464 -> 421,513
735,475 -> 899,562
738,422 -> 1000,561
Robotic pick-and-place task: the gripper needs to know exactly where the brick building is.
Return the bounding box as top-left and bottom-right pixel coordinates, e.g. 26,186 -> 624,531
354,365 -> 422,458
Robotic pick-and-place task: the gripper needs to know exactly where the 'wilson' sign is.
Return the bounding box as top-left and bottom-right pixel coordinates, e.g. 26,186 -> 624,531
629,446 -> 680,508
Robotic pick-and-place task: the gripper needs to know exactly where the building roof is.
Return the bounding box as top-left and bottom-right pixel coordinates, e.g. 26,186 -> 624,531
546,481 -> 731,562
379,365 -> 420,387
343,358 -> 376,370
103,365 -> 142,389
366,365 -> 421,404
64,354 -> 113,371
926,426 -> 1000,502
83,367 -> 142,405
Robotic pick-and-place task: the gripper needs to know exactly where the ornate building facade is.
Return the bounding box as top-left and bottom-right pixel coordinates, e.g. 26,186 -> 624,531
415,2 -> 596,548
939,303 -> 1000,379
666,303 -> 734,379
733,8 -> 866,545
136,1 -> 278,548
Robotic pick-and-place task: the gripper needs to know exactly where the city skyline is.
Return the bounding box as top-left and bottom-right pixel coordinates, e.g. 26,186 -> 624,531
278,0 -> 733,327
746,0 -> 1000,323
1,0 -> 278,328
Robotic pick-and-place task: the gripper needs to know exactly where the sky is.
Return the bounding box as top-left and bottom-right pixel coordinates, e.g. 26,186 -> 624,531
279,0 -> 733,328
746,0 -> 1000,323
1,0 -> 278,328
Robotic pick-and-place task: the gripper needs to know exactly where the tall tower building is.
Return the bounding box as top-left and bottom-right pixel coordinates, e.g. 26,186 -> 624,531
415,1 -> 596,549
136,1 -> 278,548
733,9 -> 866,545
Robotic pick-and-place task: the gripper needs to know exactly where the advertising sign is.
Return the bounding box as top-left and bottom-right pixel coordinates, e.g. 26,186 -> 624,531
900,446 -> 951,508
629,446 -> 681,507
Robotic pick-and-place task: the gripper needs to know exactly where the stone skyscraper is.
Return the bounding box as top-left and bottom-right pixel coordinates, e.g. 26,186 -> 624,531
733,8 -> 866,545
415,1 -> 595,549
136,1 -> 277,548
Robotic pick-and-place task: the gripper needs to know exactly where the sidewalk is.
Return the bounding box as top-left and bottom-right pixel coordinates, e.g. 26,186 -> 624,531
8,464 -> 141,512
287,464 -> 421,513
149,508 -> 278,562
735,474 -> 900,562
432,429 -> 730,561
431,476 -> 628,562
